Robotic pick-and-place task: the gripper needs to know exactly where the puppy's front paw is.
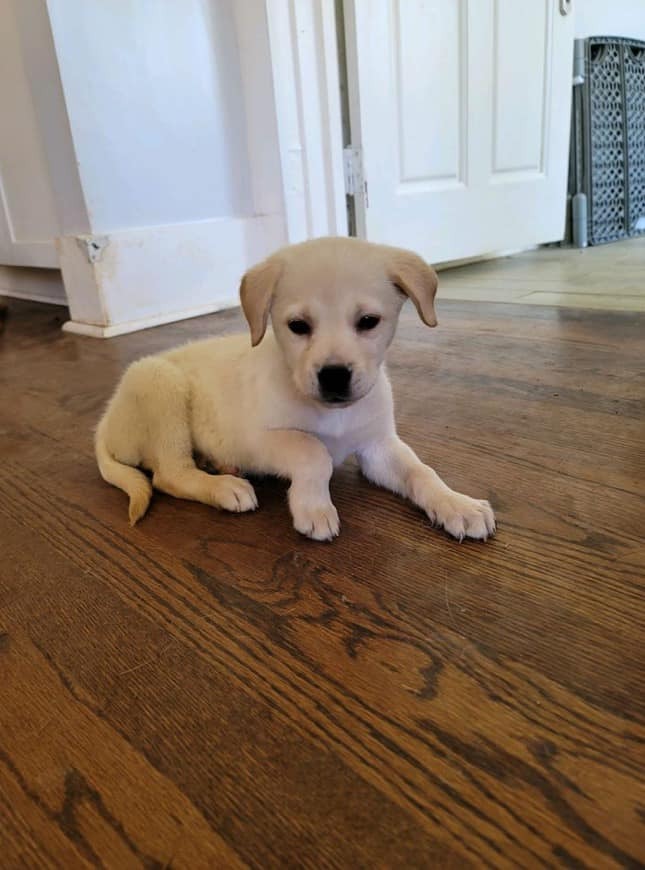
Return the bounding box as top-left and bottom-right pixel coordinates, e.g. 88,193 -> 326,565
291,498 -> 340,541
212,475 -> 258,513
430,491 -> 495,541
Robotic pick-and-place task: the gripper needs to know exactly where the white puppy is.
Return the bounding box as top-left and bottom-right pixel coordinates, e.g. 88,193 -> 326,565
96,237 -> 495,541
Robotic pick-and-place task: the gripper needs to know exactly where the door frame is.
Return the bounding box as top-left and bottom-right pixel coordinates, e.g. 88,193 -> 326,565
255,0 -> 349,242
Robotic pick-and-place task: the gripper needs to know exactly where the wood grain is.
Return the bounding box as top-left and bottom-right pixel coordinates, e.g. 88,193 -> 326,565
0,298 -> 644,868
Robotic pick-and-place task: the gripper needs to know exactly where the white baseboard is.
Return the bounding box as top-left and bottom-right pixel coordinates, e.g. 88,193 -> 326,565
57,214 -> 286,337
62,297 -> 239,338
435,246 -> 539,272
0,266 -> 67,304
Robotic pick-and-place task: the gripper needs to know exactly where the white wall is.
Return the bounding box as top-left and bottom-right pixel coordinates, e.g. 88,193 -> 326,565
46,0 -> 253,234
575,0 -> 645,41
11,0 -> 89,237
0,0 -> 88,270
41,0 -> 293,336
3,0 -> 344,334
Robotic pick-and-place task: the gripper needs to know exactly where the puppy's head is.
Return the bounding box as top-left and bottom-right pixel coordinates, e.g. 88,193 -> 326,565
240,237 -> 437,406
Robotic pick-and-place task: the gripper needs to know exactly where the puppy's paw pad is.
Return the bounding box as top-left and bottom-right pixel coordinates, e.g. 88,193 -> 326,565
292,501 -> 340,541
213,476 -> 258,513
433,493 -> 495,541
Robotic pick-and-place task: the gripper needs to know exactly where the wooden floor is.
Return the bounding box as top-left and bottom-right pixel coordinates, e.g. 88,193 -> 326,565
1,297 -> 644,868
439,235 -> 645,312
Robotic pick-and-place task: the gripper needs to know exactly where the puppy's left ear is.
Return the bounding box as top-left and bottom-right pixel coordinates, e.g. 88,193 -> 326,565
386,248 -> 438,327
239,255 -> 283,346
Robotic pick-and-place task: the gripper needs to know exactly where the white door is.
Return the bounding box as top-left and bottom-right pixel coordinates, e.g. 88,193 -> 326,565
0,0 -> 59,267
345,0 -> 575,263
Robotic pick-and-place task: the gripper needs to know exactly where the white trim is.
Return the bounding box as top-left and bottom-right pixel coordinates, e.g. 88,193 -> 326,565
232,0 -> 285,218
0,237 -> 59,269
264,0 -> 348,242
1,289 -> 64,306
0,265 -> 66,303
435,245 -> 540,271
57,214 -> 285,337
62,299 -> 240,338
341,0 -> 366,237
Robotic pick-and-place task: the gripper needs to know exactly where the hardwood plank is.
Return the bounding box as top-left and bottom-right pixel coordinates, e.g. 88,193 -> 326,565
0,761 -> 91,869
1,296 -> 644,867
437,236 -> 645,309
1,457 -> 643,867
0,619 -> 246,867
0,509 -> 457,868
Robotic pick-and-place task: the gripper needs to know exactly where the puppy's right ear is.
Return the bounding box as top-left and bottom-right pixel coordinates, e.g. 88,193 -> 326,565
239,255 -> 283,346
385,247 -> 438,328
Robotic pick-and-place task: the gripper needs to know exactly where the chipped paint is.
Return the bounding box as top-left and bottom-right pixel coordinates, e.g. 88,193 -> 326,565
76,234 -> 109,264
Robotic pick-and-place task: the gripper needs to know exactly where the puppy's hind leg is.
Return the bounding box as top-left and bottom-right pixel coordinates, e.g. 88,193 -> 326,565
153,464 -> 258,513
139,372 -> 257,514
116,357 -> 257,515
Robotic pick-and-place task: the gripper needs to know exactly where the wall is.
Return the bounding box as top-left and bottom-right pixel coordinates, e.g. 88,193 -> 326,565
46,0 -> 253,234
3,0 -> 344,334
40,0 -> 292,336
0,0 -> 88,273
575,0 -> 645,41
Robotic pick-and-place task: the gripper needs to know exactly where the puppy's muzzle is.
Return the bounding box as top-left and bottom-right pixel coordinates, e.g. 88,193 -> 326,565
317,365 -> 352,403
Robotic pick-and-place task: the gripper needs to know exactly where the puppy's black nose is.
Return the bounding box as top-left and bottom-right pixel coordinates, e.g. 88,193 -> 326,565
318,365 -> 352,401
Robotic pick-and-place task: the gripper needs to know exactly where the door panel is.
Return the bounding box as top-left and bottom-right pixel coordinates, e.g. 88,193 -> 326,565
347,0 -> 574,263
395,0 -> 463,185
0,0 -> 59,267
492,0 -> 549,177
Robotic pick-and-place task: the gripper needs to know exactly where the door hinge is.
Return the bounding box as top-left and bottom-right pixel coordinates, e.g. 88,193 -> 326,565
343,146 -> 364,198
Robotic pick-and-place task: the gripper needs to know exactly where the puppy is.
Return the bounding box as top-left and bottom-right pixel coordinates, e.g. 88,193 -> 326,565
95,237 -> 495,541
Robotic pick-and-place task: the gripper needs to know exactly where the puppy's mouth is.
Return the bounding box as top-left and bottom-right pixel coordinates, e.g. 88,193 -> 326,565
320,394 -> 355,408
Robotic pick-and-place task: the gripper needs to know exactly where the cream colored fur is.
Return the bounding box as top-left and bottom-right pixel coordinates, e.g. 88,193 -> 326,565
95,237 -> 495,541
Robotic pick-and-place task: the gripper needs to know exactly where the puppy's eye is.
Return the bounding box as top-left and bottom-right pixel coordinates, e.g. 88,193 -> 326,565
357,315 -> 381,332
288,319 -> 311,336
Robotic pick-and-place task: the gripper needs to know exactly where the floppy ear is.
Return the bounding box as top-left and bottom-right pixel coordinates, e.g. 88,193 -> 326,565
239,255 -> 283,346
386,248 -> 438,327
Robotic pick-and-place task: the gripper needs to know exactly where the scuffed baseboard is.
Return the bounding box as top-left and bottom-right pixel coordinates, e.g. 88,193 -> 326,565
57,214 -> 285,337
0,266 -> 67,305
62,296 -> 239,338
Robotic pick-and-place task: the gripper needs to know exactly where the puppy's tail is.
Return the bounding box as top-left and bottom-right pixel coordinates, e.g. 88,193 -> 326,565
95,430 -> 152,525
